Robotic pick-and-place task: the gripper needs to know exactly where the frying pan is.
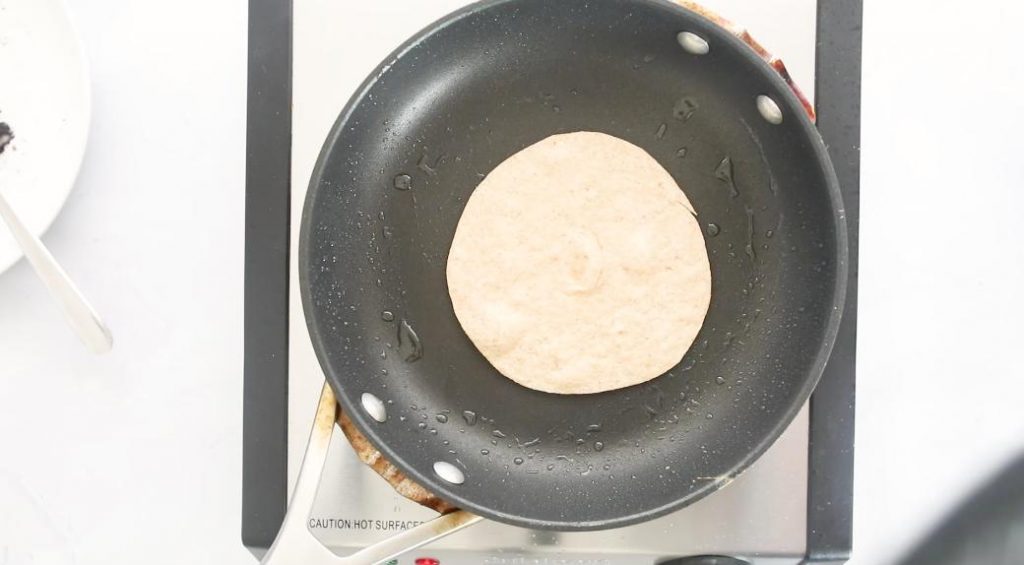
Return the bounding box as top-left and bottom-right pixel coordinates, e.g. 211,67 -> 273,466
300,0 -> 847,532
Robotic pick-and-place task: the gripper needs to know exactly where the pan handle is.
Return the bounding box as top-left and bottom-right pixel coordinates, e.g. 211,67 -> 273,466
259,382 -> 483,565
677,1 -> 816,122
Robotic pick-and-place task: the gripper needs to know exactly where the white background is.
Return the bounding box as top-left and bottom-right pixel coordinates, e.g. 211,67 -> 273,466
1,1 -> 1023,564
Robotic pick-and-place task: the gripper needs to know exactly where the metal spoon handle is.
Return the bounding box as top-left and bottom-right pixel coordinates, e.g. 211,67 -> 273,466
0,192 -> 112,354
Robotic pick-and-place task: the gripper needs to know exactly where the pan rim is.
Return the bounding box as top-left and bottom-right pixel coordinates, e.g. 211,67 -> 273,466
299,0 -> 850,531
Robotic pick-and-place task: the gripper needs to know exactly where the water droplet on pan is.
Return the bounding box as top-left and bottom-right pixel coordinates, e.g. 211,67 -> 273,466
397,319 -> 423,362
417,153 -> 441,176
393,174 -> 412,191
745,208 -> 757,263
715,157 -> 740,198
673,96 -> 699,122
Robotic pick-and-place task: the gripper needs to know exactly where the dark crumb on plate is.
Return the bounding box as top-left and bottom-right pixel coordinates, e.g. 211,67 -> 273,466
0,122 -> 13,155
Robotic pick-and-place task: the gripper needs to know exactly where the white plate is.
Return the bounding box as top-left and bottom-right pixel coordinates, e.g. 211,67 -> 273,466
0,0 -> 91,275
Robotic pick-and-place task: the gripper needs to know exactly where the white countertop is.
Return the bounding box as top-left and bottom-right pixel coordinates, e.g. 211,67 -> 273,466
1,1 -> 1022,564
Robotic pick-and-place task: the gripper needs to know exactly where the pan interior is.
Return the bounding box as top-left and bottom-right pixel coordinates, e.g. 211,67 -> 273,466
301,0 -> 844,530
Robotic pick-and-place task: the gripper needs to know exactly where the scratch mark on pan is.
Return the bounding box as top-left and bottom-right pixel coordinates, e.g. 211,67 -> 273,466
740,118 -> 777,195
417,152 -> 445,176
745,207 -> 757,263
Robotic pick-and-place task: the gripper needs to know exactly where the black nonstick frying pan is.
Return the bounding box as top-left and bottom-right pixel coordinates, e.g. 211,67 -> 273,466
300,0 -> 847,531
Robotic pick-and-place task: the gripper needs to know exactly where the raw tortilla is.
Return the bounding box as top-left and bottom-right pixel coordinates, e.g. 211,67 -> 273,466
446,132 -> 711,395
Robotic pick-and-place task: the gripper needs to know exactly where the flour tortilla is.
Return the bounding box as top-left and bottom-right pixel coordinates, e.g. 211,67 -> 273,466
446,132 -> 711,395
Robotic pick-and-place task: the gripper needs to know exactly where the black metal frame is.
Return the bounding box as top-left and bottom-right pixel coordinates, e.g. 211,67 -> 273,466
242,0 -> 292,553
242,0 -> 861,559
804,1 -> 862,562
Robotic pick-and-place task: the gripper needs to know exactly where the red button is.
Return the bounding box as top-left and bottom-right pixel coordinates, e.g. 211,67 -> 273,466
415,559 -> 440,565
